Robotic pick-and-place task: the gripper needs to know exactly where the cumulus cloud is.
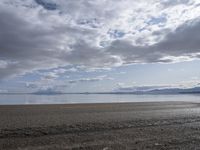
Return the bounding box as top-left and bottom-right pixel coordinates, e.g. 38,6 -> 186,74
33,86 -> 63,95
0,0 -> 200,80
42,72 -> 59,80
32,74 -> 112,93
68,75 -> 113,84
108,19 -> 200,64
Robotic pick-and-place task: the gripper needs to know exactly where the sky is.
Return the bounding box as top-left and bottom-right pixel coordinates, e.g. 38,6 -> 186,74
0,0 -> 200,93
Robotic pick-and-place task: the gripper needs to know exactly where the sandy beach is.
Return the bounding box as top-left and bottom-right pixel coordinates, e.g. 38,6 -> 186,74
1,101 -> 200,149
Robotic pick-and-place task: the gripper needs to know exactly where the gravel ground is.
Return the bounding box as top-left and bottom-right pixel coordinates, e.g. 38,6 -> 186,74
1,102 -> 200,149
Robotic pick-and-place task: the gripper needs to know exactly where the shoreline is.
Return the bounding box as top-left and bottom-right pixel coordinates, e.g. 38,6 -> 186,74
0,100 -> 194,106
0,101 -> 192,107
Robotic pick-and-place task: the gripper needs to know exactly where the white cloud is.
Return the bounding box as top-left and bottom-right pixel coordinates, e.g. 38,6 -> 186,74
66,68 -> 78,72
68,75 -> 113,84
42,72 -> 58,80
0,0 -> 200,79
53,68 -> 67,74
0,60 -> 8,69
0,89 -> 8,93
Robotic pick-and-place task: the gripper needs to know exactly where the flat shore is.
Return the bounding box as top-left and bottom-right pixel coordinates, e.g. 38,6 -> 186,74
1,101 -> 200,149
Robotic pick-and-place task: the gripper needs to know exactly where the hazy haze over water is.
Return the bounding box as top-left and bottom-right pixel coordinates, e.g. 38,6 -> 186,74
0,94 -> 200,105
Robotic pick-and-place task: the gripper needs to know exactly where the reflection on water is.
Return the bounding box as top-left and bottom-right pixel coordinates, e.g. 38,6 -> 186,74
0,94 -> 200,105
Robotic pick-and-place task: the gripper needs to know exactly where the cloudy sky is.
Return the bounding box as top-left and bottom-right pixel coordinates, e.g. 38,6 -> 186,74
0,0 -> 200,93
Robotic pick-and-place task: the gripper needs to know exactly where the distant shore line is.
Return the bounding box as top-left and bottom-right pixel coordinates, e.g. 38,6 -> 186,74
1,92 -> 200,95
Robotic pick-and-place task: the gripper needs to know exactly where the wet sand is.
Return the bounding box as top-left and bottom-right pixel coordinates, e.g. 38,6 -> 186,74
1,101 -> 200,149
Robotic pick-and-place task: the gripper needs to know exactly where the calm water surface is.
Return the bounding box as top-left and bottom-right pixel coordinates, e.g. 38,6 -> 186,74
0,94 -> 200,105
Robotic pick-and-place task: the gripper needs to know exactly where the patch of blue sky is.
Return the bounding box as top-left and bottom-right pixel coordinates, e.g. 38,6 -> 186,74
16,72 -> 41,82
138,27 -> 146,32
108,29 -> 126,39
147,15 -> 167,25
110,60 -> 200,86
99,41 -> 110,48
0,79 -> 27,92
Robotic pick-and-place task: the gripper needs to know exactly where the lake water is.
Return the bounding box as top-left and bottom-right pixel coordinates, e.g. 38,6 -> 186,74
0,94 -> 200,105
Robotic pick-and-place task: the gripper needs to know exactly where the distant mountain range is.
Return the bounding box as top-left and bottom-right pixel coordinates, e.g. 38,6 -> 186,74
150,87 -> 200,94
111,86 -> 200,95
32,86 -> 200,95
1,86 -> 200,95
